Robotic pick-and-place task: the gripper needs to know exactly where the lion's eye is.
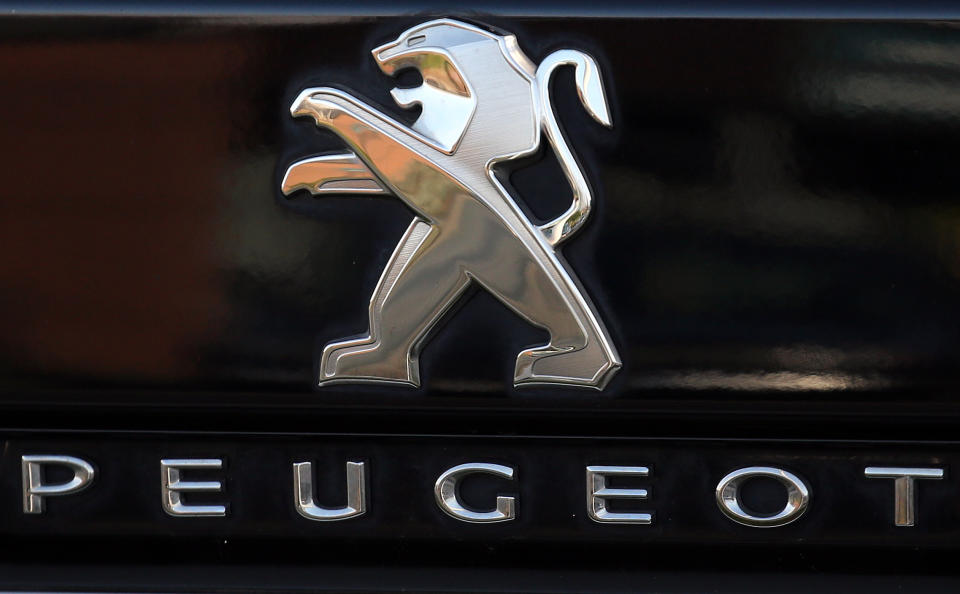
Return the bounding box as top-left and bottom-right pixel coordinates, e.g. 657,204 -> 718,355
407,35 -> 426,47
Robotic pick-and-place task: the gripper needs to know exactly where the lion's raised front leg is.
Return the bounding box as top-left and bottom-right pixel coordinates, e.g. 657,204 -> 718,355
319,218 -> 471,387
290,88 -> 468,223
282,153 -> 388,196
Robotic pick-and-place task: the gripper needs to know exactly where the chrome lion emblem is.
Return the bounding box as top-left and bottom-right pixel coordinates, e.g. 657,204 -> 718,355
282,19 -> 620,389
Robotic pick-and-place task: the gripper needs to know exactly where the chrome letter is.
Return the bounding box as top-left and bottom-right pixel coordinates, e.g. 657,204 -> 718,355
864,466 -> 944,527
434,463 -> 516,523
586,465 -> 653,524
716,466 -> 810,527
22,455 -> 95,514
293,461 -> 366,521
160,458 -> 226,517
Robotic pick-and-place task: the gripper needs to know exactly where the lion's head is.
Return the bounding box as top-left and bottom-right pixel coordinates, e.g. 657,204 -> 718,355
371,19 -> 539,157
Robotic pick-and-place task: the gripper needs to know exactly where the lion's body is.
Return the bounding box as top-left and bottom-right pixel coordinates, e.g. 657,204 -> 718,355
290,20 -> 621,389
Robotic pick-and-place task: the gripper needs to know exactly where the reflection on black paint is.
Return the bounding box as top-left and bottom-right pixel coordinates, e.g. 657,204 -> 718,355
0,19 -> 959,401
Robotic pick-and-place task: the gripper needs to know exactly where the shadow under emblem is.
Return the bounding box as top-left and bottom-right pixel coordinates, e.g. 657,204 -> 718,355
282,18 -> 620,390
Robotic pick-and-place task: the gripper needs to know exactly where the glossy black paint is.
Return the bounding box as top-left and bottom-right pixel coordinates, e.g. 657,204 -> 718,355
3,10 -> 960,591
3,17 -> 960,415
10,1 -> 960,19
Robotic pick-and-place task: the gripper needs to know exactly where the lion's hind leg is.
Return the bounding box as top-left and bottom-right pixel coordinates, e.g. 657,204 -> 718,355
319,219 -> 470,387
466,210 -> 620,390
513,339 -> 619,390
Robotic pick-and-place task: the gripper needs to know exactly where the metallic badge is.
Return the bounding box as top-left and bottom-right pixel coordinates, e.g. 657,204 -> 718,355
282,19 -> 620,389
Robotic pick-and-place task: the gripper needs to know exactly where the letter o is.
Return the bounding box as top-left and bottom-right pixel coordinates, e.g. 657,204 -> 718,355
715,466 -> 810,528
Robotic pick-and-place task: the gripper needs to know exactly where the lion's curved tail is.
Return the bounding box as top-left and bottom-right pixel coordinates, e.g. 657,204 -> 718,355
535,49 -> 612,247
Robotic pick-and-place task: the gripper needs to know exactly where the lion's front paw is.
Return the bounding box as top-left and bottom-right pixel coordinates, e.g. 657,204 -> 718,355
290,88 -> 349,126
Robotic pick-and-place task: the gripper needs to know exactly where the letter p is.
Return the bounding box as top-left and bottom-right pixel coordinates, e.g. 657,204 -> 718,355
22,455 -> 95,514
